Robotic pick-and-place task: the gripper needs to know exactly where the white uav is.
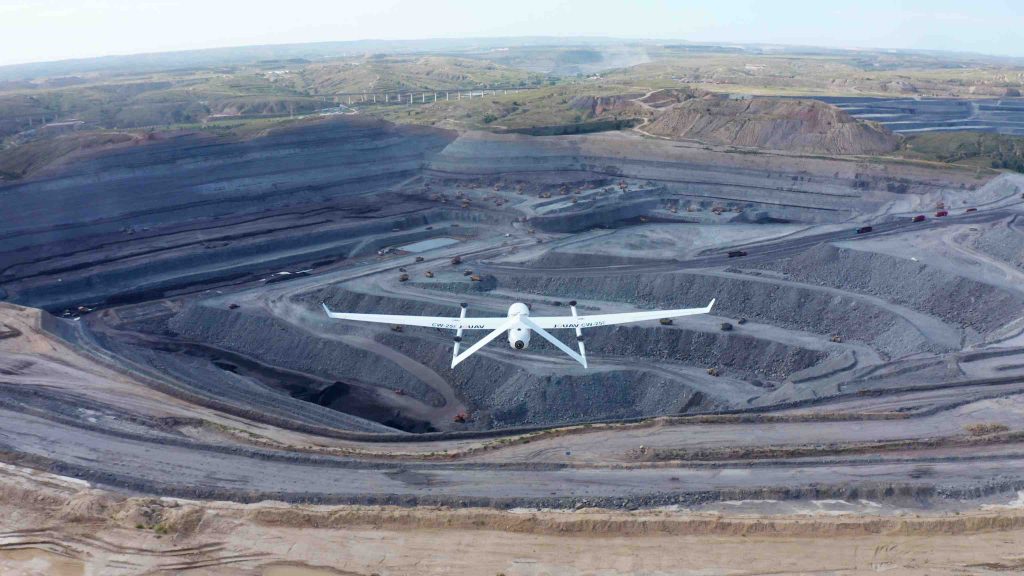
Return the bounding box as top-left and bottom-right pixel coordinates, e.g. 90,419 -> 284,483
323,299 -> 715,368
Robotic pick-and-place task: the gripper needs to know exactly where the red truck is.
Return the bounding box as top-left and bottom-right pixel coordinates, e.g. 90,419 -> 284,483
912,215 -> 926,222
935,210 -> 949,217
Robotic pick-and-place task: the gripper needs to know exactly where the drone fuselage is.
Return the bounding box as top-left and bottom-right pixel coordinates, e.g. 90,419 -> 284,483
507,302 -> 531,349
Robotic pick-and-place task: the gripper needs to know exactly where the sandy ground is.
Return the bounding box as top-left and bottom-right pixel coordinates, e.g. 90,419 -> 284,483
3,463 -> 1024,576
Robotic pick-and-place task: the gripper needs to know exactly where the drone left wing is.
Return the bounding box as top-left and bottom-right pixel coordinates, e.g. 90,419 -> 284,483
531,299 -> 715,329
321,303 -> 507,330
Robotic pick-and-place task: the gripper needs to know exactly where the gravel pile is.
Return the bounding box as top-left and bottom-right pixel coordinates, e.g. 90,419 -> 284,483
970,218 -> 1024,269
168,303 -> 446,407
498,269 -> 939,359
98,333 -> 394,433
758,243 -> 1023,337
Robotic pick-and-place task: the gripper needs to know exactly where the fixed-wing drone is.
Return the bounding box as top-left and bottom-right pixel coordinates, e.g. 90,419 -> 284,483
322,299 -> 715,368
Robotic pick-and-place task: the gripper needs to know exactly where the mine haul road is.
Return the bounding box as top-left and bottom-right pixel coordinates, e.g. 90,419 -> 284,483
481,207 -> 1017,276
2,200 -> 1023,509
3,404 -> 1024,508
1,116 -> 1024,516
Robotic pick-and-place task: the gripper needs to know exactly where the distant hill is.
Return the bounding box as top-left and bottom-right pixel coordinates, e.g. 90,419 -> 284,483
0,37 -> 639,81
643,97 -> 899,155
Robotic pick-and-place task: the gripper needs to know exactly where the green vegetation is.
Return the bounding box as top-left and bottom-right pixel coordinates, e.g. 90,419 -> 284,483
0,55 -> 551,140
299,56 -> 547,94
898,132 -> 1024,172
0,69 -> 318,137
367,83 -> 643,131
7,44 -> 1021,142
0,54 -> 561,178
502,118 -> 640,136
0,131 -> 137,180
599,52 -> 1024,99
964,422 -> 1011,436
4,42 -> 1024,180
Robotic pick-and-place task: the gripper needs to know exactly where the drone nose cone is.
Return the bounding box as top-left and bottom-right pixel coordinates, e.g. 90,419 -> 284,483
514,340 -> 525,349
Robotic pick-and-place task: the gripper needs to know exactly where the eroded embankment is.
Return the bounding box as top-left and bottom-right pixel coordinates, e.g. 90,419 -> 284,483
115,266 -> 830,433
0,118 -> 455,245
324,284 -> 830,409
968,215 -> 1024,268
247,504 -> 1024,537
158,293 -> 749,430
317,282 -> 828,379
493,268 -> 945,359
756,243 -> 1024,341
150,233 -> 1013,432
4,465 -> 1024,576
164,304 -> 448,423
428,130 -> 981,223
0,117 -> 456,310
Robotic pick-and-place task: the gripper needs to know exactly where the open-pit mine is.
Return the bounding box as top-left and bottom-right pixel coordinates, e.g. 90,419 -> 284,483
3,111 -> 1024,574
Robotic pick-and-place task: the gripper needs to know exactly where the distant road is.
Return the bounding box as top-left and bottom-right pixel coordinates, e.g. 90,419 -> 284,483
482,208 -> 1015,277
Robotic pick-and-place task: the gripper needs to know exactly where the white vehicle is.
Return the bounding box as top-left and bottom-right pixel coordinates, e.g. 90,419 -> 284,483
323,299 -> 715,368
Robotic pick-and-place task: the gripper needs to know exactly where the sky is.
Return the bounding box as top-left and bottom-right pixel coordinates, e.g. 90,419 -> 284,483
1,0 -> 1023,67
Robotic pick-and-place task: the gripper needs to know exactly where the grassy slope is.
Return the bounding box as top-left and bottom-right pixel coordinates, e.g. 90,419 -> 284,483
6,48 -> 1022,138
3,48 -> 1024,180
600,53 -> 1024,98
0,56 -> 546,137
0,55 -> 551,179
897,131 -> 1024,172
0,131 -> 139,180
298,56 -> 548,94
367,84 -> 623,130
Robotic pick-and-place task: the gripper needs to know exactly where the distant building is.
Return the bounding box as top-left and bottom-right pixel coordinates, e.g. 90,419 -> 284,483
38,120 -> 85,134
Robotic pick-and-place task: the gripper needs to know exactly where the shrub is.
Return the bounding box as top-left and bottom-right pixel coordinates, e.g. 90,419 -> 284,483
964,422 -> 1010,436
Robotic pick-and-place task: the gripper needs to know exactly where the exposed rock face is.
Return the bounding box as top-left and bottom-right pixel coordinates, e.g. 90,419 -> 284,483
756,243 -> 1024,340
636,88 -> 706,108
497,269 -> 943,360
429,129 -> 974,226
883,80 -> 919,94
569,95 -> 642,117
643,98 -> 899,155
569,89 -> 708,121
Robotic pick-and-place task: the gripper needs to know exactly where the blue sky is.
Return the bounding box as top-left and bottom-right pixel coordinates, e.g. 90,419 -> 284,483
1,0 -> 1022,66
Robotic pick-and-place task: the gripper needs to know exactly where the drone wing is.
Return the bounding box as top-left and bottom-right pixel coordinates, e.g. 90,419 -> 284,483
323,299 -> 716,370
324,302 -> 513,368
321,303 -> 507,330
531,299 -> 715,329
